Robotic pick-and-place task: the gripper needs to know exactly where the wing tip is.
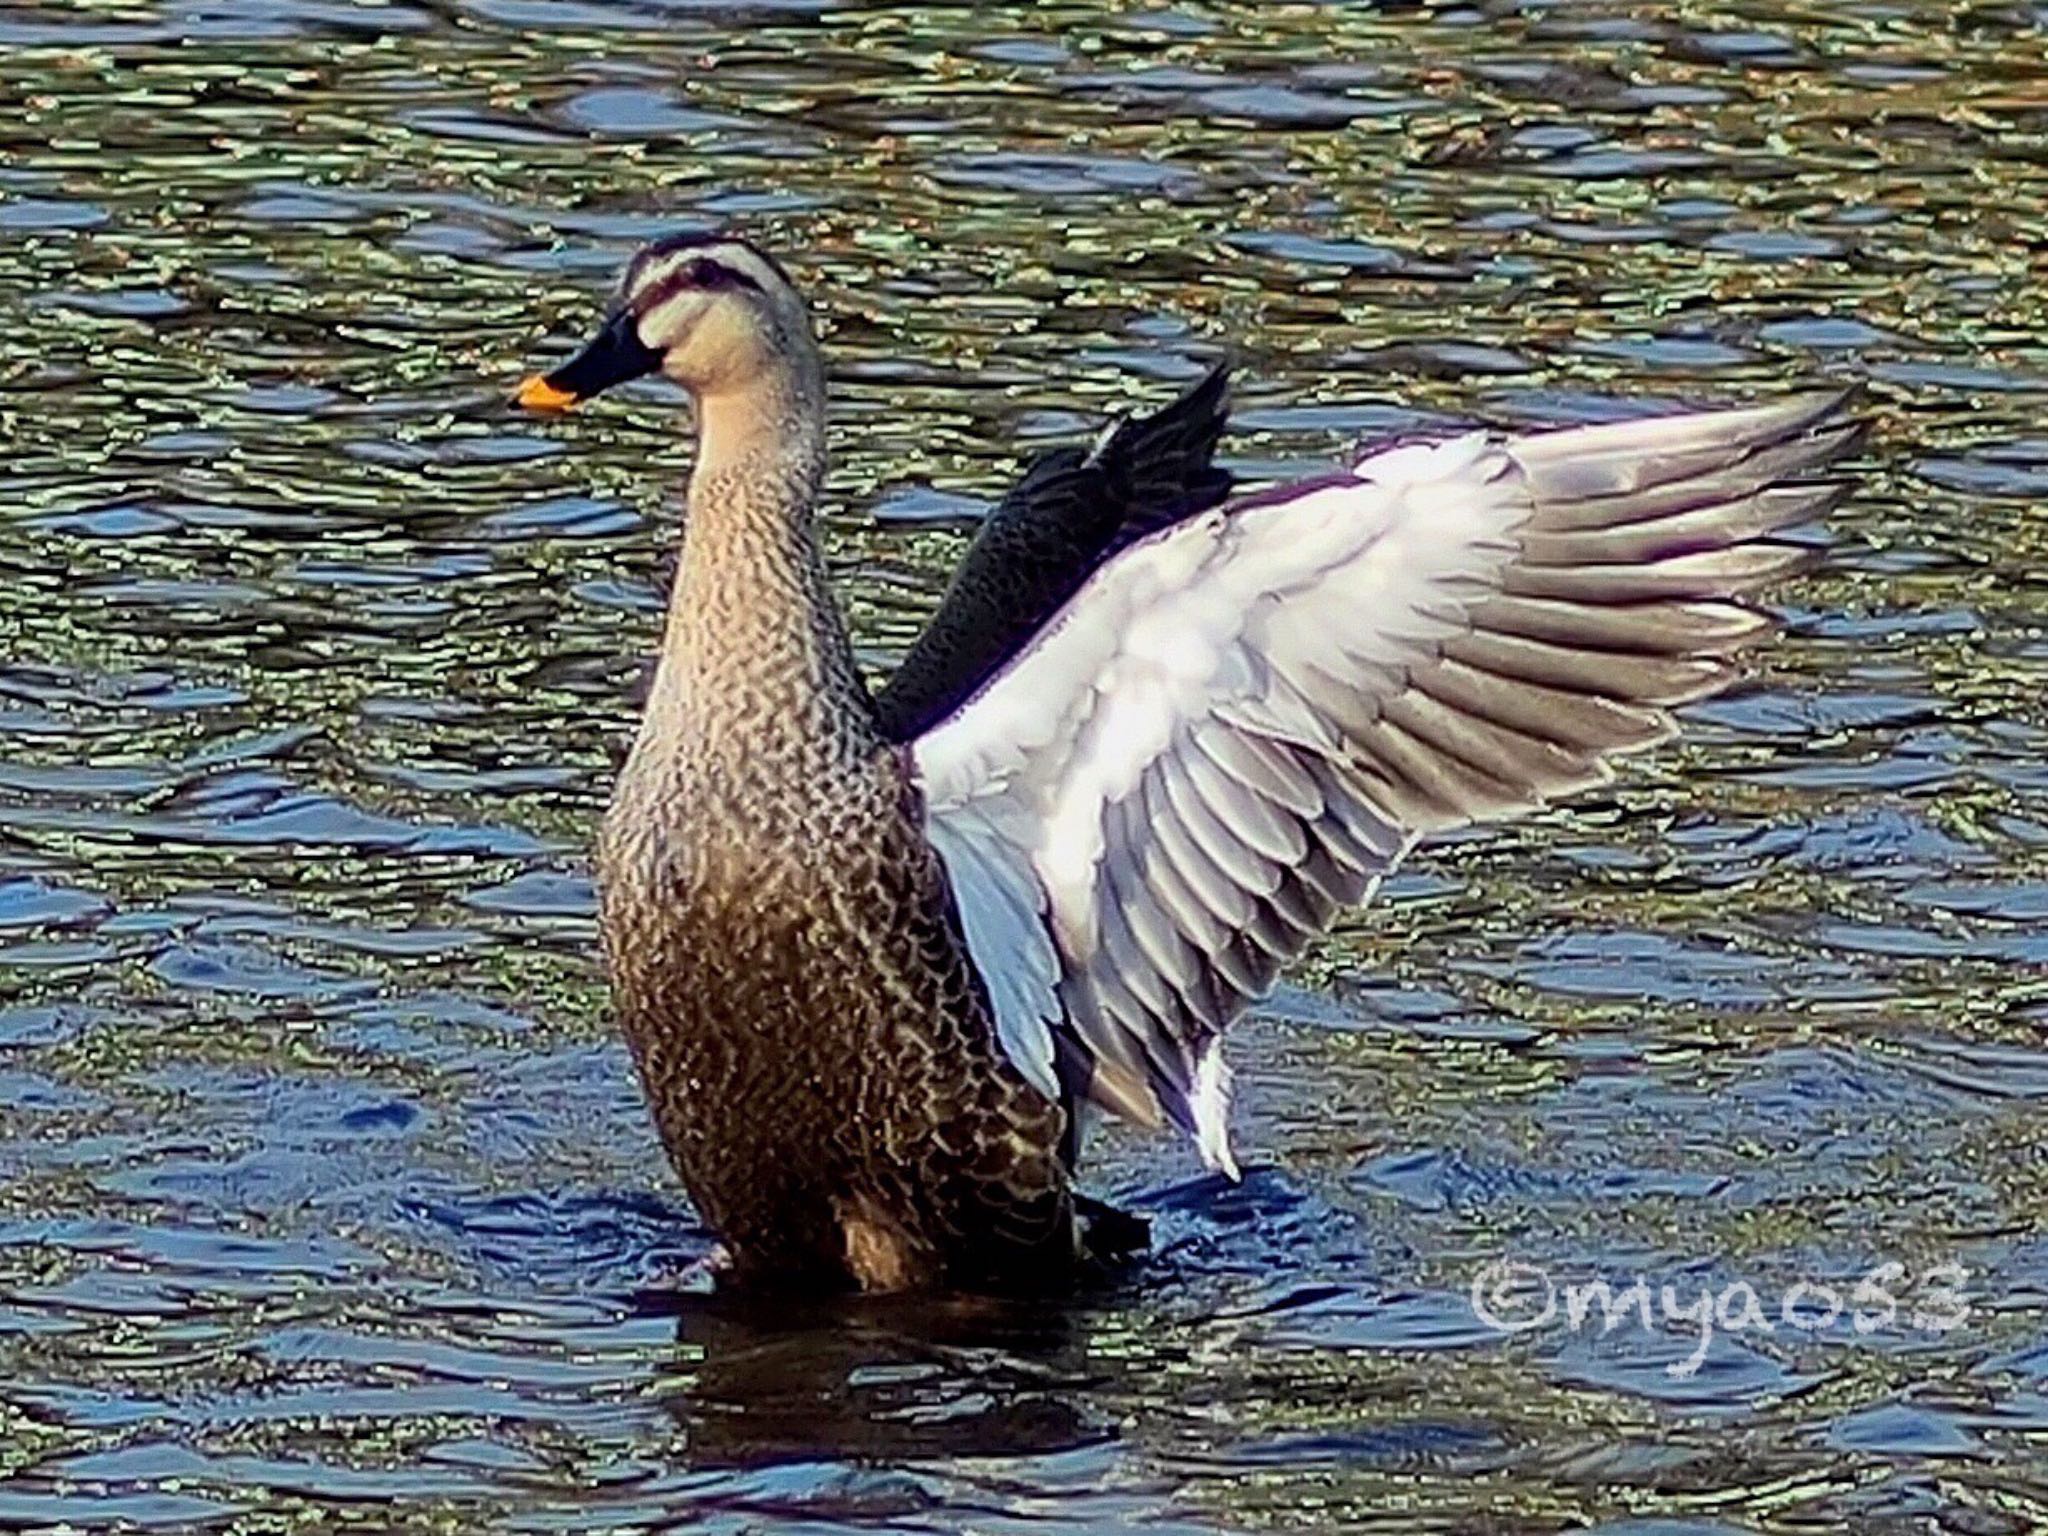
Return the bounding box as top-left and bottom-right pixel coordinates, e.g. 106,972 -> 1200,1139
1192,1041 -> 1240,1180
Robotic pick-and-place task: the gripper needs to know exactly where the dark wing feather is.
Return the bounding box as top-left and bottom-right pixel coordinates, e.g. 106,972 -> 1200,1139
871,366 -> 1233,741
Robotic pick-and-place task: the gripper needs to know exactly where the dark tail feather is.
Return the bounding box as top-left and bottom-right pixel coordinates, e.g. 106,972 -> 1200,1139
1097,363 -> 1235,548
872,363 -> 1237,742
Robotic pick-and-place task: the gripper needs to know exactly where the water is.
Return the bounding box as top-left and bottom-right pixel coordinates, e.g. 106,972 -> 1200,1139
4,1 -> 2047,1529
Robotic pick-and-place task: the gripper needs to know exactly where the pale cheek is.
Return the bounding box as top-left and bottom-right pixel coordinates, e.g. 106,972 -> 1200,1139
638,293 -> 708,354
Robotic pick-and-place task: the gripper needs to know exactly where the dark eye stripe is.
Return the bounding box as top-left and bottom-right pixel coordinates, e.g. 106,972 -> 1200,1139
689,257 -> 763,291
635,255 -> 763,316
624,230 -> 794,294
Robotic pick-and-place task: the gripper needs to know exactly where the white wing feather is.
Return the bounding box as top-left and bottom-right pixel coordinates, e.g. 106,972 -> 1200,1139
918,394 -> 1854,1169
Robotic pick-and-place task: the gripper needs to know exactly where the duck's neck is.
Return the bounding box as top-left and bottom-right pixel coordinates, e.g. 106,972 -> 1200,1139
642,360 -> 877,773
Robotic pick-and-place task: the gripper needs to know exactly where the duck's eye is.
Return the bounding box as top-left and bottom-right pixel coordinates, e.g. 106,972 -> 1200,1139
687,257 -> 761,293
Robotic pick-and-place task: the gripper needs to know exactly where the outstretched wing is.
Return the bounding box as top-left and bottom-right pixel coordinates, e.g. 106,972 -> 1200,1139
915,393 -> 1858,1172
871,367 -> 1233,742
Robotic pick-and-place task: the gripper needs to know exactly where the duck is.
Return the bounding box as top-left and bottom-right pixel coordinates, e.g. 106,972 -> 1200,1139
516,232 -> 1857,1293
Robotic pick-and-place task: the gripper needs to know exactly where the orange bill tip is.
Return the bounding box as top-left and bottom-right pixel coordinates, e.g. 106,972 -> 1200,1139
516,374 -> 579,413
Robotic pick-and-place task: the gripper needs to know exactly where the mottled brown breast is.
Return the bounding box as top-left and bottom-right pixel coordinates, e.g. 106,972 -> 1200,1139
597,735 -> 1072,1290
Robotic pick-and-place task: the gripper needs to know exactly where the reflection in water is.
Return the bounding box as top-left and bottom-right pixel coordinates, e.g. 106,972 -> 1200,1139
4,0 -> 2048,1531
653,1289 -> 1104,1470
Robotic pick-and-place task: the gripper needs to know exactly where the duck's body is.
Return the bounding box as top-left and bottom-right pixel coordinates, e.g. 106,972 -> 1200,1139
521,233 -> 1858,1292
597,423 -> 1071,1287
604,724 -> 1071,1288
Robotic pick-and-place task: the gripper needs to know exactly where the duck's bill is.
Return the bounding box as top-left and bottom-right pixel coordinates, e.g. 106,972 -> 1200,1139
516,309 -> 660,412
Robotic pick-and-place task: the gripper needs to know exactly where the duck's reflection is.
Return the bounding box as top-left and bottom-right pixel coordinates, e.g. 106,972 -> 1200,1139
640,1285 -> 1111,1467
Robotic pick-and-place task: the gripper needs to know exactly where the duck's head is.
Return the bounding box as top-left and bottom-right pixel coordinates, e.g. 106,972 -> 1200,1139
516,233 -> 811,413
